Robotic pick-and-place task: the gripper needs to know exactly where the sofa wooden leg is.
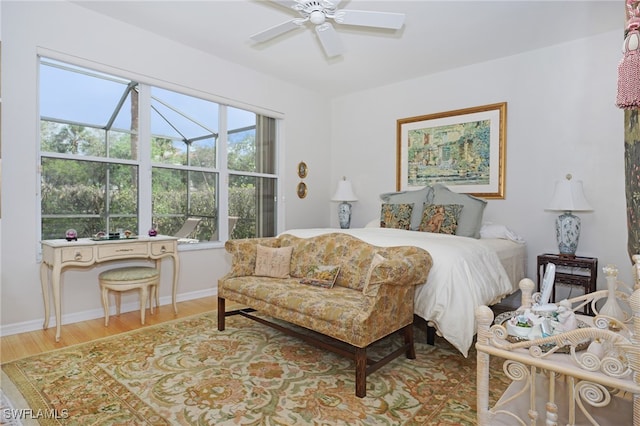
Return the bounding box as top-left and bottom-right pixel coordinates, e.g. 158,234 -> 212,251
404,324 -> 416,359
355,347 -> 367,398
217,297 -> 226,331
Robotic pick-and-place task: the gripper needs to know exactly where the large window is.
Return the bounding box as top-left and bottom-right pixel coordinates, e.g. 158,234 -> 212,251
39,58 -> 278,243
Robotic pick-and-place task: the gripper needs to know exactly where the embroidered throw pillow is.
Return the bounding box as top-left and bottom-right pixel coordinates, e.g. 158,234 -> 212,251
379,186 -> 434,230
380,203 -> 413,230
419,204 -> 464,235
254,245 -> 293,278
300,264 -> 341,289
362,253 -> 387,296
432,183 -> 487,238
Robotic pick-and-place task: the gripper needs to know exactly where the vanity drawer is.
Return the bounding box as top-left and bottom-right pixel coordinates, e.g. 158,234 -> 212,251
61,247 -> 94,264
97,243 -> 148,261
151,241 -> 176,256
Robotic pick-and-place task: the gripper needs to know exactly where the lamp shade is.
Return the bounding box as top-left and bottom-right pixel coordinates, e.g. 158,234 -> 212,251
546,174 -> 593,212
331,177 -> 358,202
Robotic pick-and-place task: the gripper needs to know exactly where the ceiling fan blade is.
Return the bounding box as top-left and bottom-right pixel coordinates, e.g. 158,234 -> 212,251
321,0 -> 345,9
269,0 -> 300,10
315,23 -> 344,58
334,10 -> 405,29
250,19 -> 302,43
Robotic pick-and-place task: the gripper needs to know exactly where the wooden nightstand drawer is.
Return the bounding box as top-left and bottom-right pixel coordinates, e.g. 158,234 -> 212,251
61,247 -> 94,263
151,241 -> 175,256
97,243 -> 148,261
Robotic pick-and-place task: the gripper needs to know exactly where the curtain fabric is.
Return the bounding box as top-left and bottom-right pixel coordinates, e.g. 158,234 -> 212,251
625,110 -> 640,261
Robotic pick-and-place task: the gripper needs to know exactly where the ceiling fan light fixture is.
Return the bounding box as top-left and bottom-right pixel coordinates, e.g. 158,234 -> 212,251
309,10 -> 326,25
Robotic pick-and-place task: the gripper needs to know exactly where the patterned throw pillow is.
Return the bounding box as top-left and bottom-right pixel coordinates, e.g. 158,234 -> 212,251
419,204 -> 464,235
254,245 -> 293,278
380,203 -> 413,230
379,186 -> 434,230
432,183 -> 487,238
362,253 -> 387,296
300,264 -> 341,289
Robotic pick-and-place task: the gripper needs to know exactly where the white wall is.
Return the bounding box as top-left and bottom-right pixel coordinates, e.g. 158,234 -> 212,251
0,1 -> 332,333
330,29 -> 629,290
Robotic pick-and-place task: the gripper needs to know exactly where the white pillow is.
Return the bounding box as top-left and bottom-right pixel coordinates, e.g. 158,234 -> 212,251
480,223 -> 525,243
365,218 -> 381,228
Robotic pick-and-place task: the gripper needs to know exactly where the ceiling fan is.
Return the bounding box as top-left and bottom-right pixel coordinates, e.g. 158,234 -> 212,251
250,0 -> 406,58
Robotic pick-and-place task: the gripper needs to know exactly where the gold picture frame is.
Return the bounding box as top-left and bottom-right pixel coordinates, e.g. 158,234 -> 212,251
396,102 -> 507,199
297,182 -> 308,199
297,161 -> 308,179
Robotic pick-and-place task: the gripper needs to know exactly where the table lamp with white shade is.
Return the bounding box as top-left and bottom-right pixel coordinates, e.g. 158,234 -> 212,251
546,174 -> 593,256
332,177 -> 358,229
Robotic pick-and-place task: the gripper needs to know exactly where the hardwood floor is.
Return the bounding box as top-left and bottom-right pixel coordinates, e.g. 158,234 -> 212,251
1,296 -> 518,364
0,296 -> 219,364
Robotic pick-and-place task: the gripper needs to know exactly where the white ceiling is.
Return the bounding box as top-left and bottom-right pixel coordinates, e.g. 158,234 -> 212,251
74,0 -> 624,97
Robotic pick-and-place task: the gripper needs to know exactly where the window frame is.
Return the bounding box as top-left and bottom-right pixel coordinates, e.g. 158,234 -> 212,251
36,51 -> 284,251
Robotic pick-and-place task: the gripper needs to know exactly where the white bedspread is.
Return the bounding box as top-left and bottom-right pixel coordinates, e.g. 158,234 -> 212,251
282,227 -> 515,357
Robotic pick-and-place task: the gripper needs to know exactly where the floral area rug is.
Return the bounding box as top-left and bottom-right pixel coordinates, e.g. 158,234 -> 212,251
1,312 -> 509,425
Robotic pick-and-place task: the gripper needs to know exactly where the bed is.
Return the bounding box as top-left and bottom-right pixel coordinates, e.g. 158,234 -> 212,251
282,184 -> 527,357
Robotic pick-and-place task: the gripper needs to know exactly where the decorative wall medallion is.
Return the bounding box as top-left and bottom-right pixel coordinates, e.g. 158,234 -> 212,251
297,161 -> 308,179
297,182 -> 308,199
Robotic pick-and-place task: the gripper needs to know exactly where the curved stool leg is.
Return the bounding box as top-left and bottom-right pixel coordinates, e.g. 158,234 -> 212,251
154,284 -> 159,311
101,285 -> 110,327
150,285 -> 157,315
140,285 -> 148,325
115,292 -> 122,316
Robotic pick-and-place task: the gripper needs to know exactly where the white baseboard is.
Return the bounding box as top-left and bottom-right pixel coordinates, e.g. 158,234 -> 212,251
0,288 -> 217,337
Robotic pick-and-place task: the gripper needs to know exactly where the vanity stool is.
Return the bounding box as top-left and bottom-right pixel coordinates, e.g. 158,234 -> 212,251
99,266 -> 160,326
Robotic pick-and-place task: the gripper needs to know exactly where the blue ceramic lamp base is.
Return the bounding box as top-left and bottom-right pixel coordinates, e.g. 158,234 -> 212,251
556,211 -> 581,256
338,202 -> 352,229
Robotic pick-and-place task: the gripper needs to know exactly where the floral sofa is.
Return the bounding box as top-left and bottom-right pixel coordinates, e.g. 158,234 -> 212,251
217,232 -> 432,397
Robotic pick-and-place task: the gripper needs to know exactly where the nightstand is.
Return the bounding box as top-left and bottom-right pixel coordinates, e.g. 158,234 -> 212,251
536,253 -> 598,315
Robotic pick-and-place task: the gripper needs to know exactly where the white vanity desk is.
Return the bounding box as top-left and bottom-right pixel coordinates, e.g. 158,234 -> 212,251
40,235 -> 179,342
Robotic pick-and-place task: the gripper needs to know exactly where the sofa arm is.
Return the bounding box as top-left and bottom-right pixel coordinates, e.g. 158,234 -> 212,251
365,249 -> 432,296
356,249 -> 432,339
221,237 -> 280,279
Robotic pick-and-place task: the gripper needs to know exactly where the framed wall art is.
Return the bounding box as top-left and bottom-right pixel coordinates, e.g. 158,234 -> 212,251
396,102 -> 507,199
